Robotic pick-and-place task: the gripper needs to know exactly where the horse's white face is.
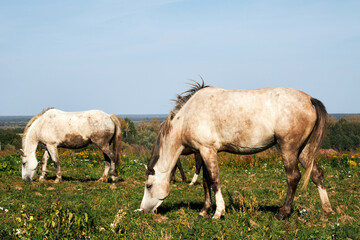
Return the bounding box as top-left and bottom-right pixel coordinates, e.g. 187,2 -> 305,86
22,154 -> 38,182
140,173 -> 169,213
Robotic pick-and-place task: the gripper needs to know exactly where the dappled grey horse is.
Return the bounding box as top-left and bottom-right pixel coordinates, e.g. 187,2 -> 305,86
139,82 -> 333,219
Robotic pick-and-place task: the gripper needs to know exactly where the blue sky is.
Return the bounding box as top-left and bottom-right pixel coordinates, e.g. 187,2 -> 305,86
1,0 -> 359,115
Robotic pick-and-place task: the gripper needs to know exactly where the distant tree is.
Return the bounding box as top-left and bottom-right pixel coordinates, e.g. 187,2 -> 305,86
343,114 -> 360,123
323,118 -> 360,151
132,119 -> 160,150
135,128 -> 157,150
118,117 -> 129,132
0,129 -> 22,150
119,118 -> 162,150
123,118 -> 137,144
149,117 -> 161,134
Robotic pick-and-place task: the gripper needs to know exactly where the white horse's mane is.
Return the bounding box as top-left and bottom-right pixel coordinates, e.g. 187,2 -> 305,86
146,81 -> 209,175
23,108 -> 53,145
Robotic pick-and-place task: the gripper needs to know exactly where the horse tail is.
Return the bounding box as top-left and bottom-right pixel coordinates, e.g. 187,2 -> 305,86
110,114 -> 122,165
301,98 -> 328,190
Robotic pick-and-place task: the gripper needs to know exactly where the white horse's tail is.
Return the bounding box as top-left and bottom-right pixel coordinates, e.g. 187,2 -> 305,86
301,98 -> 328,190
110,115 -> 122,165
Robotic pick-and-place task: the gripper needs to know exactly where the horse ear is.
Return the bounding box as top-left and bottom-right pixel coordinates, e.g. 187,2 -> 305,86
19,149 -> 25,157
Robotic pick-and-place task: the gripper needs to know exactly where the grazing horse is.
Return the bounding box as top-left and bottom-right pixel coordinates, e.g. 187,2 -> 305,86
21,108 -> 122,183
139,82 -> 333,219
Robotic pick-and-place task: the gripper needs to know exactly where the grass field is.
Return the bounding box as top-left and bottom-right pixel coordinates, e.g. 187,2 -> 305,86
0,148 -> 359,239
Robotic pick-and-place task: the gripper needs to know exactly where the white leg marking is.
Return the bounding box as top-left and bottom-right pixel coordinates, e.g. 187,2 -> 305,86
317,186 -> 333,214
213,190 -> 225,219
317,186 -> 330,205
189,173 -> 199,185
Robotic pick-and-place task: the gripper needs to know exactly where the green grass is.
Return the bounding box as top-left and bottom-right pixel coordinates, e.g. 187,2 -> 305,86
0,151 -> 359,239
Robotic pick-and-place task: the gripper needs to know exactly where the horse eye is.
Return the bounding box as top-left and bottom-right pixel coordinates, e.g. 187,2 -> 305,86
22,162 -> 26,166
146,184 -> 152,189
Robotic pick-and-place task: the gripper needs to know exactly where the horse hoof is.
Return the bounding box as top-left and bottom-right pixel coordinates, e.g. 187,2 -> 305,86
212,214 -> 225,220
322,203 -> 334,215
324,209 -> 335,215
39,177 -> 46,182
212,214 -> 221,219
198,213 -> 206,218
212,210 -> 225,219
276,212 -> 289,220
199,211 -> 208,218
54,178 -> 62,183
111,176 -> 119,182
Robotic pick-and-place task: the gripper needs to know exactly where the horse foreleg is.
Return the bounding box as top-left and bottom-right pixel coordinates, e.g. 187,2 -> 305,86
200,148 -> 225,219
47,145 -> 62,183
199,162 -> 212,217
278,152 -> 301,220
190,153 -> 202,185
39,150 -> 50,182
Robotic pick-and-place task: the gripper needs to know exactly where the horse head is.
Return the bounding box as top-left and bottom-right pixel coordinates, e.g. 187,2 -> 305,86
140,165 -> 170,213
21,151 -> 38,182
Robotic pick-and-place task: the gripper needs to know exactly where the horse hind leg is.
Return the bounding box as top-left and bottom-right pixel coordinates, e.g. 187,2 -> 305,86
190,153 -> 202,186
299,150 -> 333,215
39,150 -> 50,182
177,159 -> 187,183
170,160 -> 178,183
97,152 -> 111,183
278,150 -> 301,220
99,144 -> 119,183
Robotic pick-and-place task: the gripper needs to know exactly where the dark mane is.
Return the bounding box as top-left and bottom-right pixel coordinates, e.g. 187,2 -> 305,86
146,80 -> 209,175
23,108 -> 53,146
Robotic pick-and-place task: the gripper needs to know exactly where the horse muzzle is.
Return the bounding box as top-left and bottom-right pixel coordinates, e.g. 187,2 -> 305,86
140,198 -> 164,214
22,175 -> 32,182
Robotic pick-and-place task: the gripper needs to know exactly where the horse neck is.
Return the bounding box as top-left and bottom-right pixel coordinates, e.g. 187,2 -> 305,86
155,132 -> 184,177
23,121 -> 40,156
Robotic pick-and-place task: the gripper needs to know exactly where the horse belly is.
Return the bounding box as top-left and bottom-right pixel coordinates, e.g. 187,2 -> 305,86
219,128 -> 276,154
58,134 -> 91,149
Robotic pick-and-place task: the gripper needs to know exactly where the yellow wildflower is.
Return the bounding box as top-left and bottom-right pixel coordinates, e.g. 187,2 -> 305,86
349,160 -> 357,168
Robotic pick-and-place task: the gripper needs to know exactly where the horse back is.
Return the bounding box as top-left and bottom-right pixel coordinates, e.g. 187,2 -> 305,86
178,87 -> 317,154
37,109 -> 115,148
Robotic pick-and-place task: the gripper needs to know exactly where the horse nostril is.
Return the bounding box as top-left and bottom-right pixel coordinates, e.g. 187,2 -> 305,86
24,176 -> 32,182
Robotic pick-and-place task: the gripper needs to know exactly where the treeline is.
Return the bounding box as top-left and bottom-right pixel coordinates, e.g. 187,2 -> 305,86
119,117 -> 160,150
0,115 -> 359,152
0,128 -> 22,150
322,115 -> 360,151
118,115 -> 360,152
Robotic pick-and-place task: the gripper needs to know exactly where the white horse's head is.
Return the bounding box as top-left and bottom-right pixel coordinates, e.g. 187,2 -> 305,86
21,149 -> 38,182
139,167 -> 170,213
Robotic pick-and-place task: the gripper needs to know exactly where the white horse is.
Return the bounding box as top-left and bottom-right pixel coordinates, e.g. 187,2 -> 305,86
21,108 -> 122,183
139,82 -> 333,219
